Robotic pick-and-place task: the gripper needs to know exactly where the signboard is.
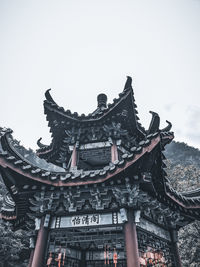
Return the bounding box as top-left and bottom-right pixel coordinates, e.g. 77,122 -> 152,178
50,212 -> 122,229
71,214 -> 100,227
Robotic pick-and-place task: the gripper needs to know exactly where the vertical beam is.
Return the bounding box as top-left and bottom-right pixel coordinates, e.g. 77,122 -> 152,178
111,143 -> 118,162
31,217 -> 49,267
71,144 -> 77,168
124,209 -> 140,267
171,230 -> 182,267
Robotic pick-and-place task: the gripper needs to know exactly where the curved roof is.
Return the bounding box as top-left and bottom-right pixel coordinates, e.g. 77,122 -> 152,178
0,127 -> 162,187
0,77 -> 199,229
0,126 -> 200,227
37,77 -> 173,162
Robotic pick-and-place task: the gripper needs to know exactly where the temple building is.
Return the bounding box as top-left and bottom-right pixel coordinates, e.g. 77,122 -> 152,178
0,77 -> 200,267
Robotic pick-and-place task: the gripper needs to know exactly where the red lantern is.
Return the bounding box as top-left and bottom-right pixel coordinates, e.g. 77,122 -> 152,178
139,257 -> 146,266
113,248 -> 118,267
104,246 -> 107,265
147,251 -> 154,259
57,252 -> 62,267
154,252 -> 158,260
47,252 -> 52,267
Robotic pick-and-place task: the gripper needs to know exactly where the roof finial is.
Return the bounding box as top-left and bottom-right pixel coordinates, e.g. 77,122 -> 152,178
124,76 -> 132,91
161,120 -> 172,132
97,93 -> 107,108
147,111 -> 160,134
37,137 -> 47,148
45,89 -> 57,104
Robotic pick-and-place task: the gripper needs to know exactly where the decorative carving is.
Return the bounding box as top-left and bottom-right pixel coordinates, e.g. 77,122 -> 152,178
108,197 -> 119,209
90,188 -> 103,210
87,127 -> 103,141
141,195 -> 185,228
29,192 -> 56,215
112,187 -> 127,205
103,122 -> 128,140
89,188 -> 110,210
112,183 -> 140,207
64,128 -> 81,145
126,183 -> 139,206
119,208 -> 128,223
29,184 -> 186,230
82,200 -> 93,211
63,191 -> 76,212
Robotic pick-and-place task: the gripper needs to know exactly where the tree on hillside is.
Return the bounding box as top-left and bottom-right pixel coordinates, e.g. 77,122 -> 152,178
165,142 -> 200,267
0,177 -> 29,267
178,221 -> 200,267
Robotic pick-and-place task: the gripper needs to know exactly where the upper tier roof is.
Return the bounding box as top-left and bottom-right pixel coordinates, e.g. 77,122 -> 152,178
37,77 -> 173,163
43,77 -> 145,136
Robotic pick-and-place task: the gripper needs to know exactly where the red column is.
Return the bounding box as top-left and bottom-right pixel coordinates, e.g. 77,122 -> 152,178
124,209 -> 140,267
111,143 -> 118,162
71,144 -> 77,168
31,217 -> 49,267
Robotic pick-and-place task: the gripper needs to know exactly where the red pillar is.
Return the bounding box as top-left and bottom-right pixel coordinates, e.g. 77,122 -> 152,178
31,217 -> 49,267
71,144 -> 77,168
111,143 -> 118,162
124,209 -> 140,267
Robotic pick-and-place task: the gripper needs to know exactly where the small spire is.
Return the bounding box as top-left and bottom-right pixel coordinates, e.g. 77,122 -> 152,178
124,76 -> 132,91
97,93 -> 107,108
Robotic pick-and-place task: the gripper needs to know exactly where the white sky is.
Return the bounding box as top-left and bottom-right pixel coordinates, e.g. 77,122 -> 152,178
0,0 -> 200,150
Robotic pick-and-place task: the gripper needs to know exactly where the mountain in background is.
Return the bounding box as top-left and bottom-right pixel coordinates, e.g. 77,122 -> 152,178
165,141 -> 200,167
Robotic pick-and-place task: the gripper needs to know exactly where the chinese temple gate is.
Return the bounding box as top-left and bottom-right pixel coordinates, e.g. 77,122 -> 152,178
0,77 -> 200,267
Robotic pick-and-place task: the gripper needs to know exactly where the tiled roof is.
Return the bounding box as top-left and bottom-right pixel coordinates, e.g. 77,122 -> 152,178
0,127 -> 161,186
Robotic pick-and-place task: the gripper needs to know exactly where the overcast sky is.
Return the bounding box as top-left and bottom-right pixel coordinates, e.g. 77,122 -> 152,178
0,0 -> 200,150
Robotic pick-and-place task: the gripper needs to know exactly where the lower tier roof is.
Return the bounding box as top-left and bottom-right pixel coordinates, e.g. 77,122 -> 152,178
0,127 -> 199,229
